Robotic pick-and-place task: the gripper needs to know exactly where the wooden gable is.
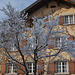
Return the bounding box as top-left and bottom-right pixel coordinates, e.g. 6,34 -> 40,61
21,0 -> 75,17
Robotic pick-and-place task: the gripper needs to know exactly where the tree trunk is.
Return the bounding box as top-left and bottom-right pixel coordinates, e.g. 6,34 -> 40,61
23,61 -> 29,75
34,60 -> 37,75
24,64 -> 29,75
34,37 -> 38,75
34,49 -> 38,75
26,71 -> 29,75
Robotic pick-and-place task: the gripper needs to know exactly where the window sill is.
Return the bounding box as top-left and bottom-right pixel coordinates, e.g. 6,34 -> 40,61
63,23 -> 75,25
5,73 -> 17,75
55,72 -> 69,75
7,50 -> 18,52
29,73 -> 34,74
29,73 -> 38,75
53,47 -> 61,50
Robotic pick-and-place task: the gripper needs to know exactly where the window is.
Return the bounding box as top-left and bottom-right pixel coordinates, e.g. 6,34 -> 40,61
6,63 -> 16,73
55,61 -> 68,73
64,14 -> 74,24
11,44 -> 17,51
29,44 -> 34,48
54,37 -> 62,48
8,44 -> 17,51
29,38 -> 38,49
27,62 -> 35,74
50,5 -> 56,8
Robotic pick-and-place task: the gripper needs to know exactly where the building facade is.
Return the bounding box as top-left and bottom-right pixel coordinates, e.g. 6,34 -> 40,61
0,0 -> 75,75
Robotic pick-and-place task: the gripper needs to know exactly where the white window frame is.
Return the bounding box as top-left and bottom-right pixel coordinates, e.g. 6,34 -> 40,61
55,61 -> 69,74
64,14 -> 74,25
27,62 -> 35,74
54,37 -> 62,49
7,63 -> 17,74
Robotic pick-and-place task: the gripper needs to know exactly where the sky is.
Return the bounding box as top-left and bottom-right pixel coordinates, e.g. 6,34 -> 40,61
0,0 -> 36,20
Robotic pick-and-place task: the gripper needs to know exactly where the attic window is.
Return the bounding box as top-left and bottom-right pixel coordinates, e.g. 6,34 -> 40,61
50,5 -> 56,8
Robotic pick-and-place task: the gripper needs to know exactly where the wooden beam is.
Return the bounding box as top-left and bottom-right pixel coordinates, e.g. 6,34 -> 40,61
44,0 -> 48,8
55,0 -> 60,6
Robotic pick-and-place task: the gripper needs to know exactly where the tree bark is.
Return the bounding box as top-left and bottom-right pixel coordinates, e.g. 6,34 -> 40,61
16,36 -> 29,75
34,60 -> 37,75
25,65 -> 29,75
26,71 -> 29,75
34,49 -> 38,75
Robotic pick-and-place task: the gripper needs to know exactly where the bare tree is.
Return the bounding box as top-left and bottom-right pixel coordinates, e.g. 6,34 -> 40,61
0,4 -> 75,75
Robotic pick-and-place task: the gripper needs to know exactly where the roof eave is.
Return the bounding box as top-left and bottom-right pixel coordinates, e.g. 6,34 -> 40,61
23,0 -> 41,12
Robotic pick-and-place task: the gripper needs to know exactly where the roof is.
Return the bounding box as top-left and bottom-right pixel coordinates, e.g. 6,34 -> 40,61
64,0 -> 75,4
68,0 -> 75,2
21,0 -> 75,16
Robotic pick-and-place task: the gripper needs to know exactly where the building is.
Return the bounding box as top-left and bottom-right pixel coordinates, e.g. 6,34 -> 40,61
0,0 -> 75,75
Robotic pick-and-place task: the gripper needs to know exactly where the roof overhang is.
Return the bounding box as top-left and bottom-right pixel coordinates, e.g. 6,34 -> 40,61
21,0 -> 75,16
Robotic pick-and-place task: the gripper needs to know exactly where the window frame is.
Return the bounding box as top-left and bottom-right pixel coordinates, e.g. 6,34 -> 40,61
55,61 -> 69,74
54,37 -> 62,49
6,63 -> 17,74
8,44 -> 18,52
27,62 -> 35,74
63,14 -> 74,25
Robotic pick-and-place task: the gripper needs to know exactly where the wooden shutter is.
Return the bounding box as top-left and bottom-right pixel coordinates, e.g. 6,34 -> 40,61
48,38 -> 54,49
59,16 -> 63,25
38,61 -> 44,74
69,61 -> 75,73
5,63 -> 8,73
48,62 -> 54,74
48,43 -> 54,49
68,35 -> 73,40
74,14 -> 75,23
20,39 -> 26,47
1,63 -> 6,74
17,63 -> 25,74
